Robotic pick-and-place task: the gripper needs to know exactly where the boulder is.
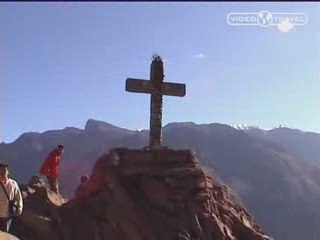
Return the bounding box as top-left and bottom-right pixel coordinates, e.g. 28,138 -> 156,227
12,176 -> 66,240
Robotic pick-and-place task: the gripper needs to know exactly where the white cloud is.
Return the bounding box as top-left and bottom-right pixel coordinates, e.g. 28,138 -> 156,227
277,18 -> 294,33
193,53 -> 205,58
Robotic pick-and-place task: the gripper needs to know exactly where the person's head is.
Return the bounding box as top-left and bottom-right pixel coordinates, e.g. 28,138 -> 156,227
29,175 -> 45,188
0,163 -> 9,180
80,175 -> 89,183
57,144 -> 65,155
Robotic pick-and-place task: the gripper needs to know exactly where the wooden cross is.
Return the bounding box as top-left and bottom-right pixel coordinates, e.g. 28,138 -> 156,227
126,55 -> 186,147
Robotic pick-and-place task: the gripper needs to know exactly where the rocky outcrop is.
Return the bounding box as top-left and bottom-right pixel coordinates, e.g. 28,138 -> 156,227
11,176 -> 66,240
14,147 -> 272,240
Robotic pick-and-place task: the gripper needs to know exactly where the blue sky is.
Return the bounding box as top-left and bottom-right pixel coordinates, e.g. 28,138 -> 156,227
1,2 -> 319,143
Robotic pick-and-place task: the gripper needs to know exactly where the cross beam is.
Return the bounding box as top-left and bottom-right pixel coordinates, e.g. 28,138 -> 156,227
126,55 -> 186,147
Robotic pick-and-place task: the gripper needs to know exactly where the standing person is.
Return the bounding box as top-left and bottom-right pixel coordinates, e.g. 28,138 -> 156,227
73,175 -> 90,204
39,144 -> 64,194
0,162 -> 23,233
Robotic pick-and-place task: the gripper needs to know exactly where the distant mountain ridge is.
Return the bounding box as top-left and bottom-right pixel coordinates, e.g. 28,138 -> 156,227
244,126 -> 320,166
8,121 -> 318,145
1,119 -> 320,240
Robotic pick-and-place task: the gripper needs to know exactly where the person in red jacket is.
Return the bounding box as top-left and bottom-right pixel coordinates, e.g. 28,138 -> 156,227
39,144 -> 64,194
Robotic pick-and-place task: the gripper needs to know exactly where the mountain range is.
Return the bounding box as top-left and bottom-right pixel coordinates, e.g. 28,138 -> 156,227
1,119 -> 320,240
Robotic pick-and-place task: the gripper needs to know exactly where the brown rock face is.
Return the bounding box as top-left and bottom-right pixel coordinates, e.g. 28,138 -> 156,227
15,148 -> 272,240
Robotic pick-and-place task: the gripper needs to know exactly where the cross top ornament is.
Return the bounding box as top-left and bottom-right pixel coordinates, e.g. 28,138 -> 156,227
152,54 -> 162,62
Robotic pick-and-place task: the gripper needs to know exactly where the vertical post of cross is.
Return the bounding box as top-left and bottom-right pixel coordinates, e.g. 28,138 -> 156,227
149,55 -> 164,147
